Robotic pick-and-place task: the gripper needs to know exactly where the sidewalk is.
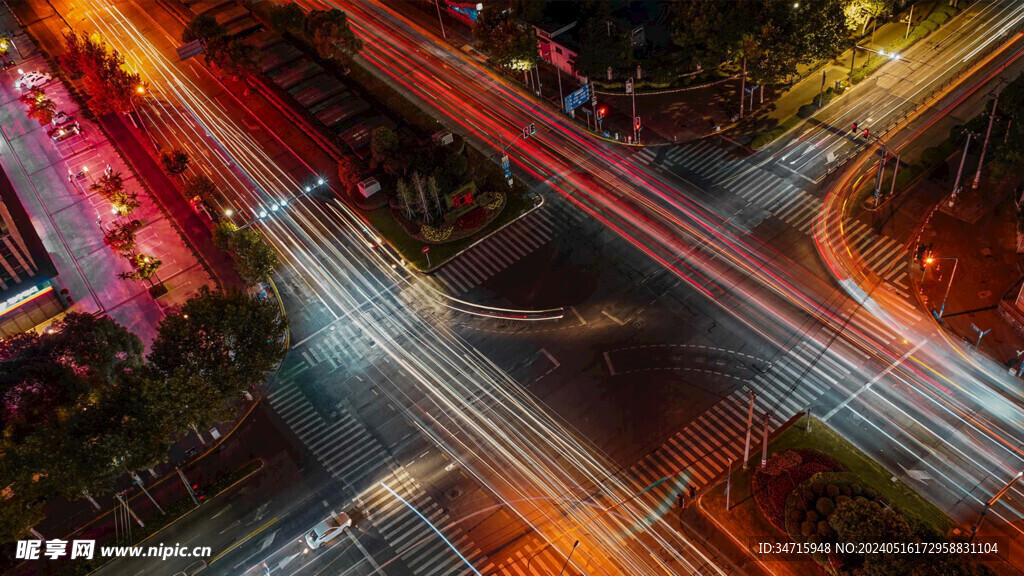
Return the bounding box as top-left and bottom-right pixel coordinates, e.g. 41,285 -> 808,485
912,170 -> 1024,368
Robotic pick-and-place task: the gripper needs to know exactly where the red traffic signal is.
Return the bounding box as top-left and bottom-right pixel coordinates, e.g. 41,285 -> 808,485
522,126 -> 529,139
597,106 -> 607,119
634,116 -> 641,131
852,122 -> 858,132
862,128 -> 869,138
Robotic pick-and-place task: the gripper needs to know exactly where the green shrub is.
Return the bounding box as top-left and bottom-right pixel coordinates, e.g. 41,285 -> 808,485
934,4 -> 957,18
887,36 -> 912,55
919,19 -> 938,33
836,494 -> 852,507
816,497 -> 836,516
863,487 -> 878,499
806,510 -> 819,523
850,67 -> 868,84
797,103 -> 818,119
826,484 -> 840,498
927,11 -> 950,25
801,520 -> 816,538
840,485 -> 852,497
790,509 -> 804,523
817,520 -> 834,538
909,27 -> 930,42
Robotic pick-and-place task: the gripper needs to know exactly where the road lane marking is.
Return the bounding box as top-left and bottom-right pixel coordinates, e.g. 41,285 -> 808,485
601,310 -> 626,325
209,517 -> 279,565
604,351 -> 616,376
823,339 -> 927,421
540,348 -> 559,369
570,305 -> 587,325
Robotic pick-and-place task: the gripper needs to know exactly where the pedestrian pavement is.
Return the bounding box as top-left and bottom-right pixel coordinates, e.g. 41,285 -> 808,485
426,202 -> 586,296
267,377 -> 489,576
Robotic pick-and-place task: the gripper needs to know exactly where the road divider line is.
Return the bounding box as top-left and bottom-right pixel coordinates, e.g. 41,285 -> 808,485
209,517 -> 279,566
601,310 -> 626,325
604,351 -> 616,376
823,339 -> 927,421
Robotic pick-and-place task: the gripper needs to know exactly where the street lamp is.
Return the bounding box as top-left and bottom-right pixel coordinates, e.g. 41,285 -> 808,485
559,541 -> 580,575
924,256 -> 958,319
970,470 -> 1023,542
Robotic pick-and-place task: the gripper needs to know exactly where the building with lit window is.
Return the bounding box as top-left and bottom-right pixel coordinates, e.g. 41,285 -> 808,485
0,165 -> 62,338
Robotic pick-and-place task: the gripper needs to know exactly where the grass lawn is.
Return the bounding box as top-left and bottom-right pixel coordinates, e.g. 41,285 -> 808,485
365,191 -> 540,272
701,416 -> 953,576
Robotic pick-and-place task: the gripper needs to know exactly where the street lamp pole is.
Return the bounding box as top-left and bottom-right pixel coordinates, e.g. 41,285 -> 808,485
929,257 -> 959,319
742,390 -> 755,469
559,540 -> 580,575
949,132 -> 974,208
970,471 -> 1023,542
972,92 -> 999,190
433,0 -> 447,39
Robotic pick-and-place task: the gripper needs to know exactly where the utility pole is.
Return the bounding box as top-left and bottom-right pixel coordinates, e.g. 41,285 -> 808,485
851,42 -> 857,75
972,92 -> 999,189
805,405 -> 812,432
739,57 -> 746,119
116,494 -> 144,527
760,413 -> 769,468
818,70 -> 826,109
742,391 -> 755,468
905,4 -> 914,38
725,458 -> 734,510
970,471 -> 1023,542
177,467 -> 201,507
132,471 -> 164,515
433,0 -> 446,39
949,132 -> 974,208
873,142 -> 888,206
559,541 -> 580,575
890,155 -> 900,199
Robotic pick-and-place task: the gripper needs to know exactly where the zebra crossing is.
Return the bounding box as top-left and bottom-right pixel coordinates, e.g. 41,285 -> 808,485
634,143 -> 911,293
615,340 -> 850,521
430,204 -> 584,295
267,381 -> 486,575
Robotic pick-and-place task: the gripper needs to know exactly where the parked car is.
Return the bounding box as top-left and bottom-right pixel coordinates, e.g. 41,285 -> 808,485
14,71 -> 50,90
51,123 -> 81,142
304,513 -> 351,550
51,111 -> 74,127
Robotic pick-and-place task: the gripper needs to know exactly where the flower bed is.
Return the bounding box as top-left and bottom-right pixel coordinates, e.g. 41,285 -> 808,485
751,449 -> 845,533
388,190 -> 506,245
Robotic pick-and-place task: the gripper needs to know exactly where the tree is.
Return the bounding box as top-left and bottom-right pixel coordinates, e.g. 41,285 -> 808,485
410,172 -> 432,224
149,286 -> 287,401
0,314 -> 166,502
304,9 -> 362,63
103,220 -> 138,255
370,126 -> 408,176
213,221 -> 280,285
472,8 -> 538,70
830,498 -> 912,545
427,175 -> 443,219
182,13 -> 227,46
91,171 -> 140,216
573,18 -> 635,80
798,0 -> 848,61
844,0 -> 894,33
183,173 -> 220,205
61,32 -> 142,115
160,148 -> 190,178
269,3 -> 306,34
208,38 -> 261,80
395,179 -> 416,220
336,154 -> 361,190
20,89 -> 56,125
670,1 -> 754,70
118,253 -> 162,282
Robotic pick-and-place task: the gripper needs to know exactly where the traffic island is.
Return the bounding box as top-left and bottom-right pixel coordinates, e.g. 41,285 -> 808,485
697,417 -> 993,576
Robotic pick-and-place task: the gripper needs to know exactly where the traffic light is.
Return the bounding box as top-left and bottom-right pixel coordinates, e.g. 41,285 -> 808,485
529,122 -> 536,136
192,482 -> 206,503
597,106 -> 607,119
852,122 -> 858,132
916,244 -> 927,270
522,126 -> 529,139
634,116 -> 641,131
862,128 -> 869,138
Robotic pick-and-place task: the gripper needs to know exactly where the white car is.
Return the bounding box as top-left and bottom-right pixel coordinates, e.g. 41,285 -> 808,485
304,513 -> 351,550
14,71 -> 50,90
51,111 -> 73,126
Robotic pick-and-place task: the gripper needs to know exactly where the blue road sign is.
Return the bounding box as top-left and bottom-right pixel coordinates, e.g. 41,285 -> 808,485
501,155 -> 511,180
563,84 -> 590,113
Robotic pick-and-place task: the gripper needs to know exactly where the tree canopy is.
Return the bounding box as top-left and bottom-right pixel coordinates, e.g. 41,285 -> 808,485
304,9 -> 363,63
472,8 -> 539,70
213,221 -> 280,285
60,31 -> 143,115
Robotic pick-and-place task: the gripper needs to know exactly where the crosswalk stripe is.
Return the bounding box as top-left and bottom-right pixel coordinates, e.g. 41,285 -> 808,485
731,171 -> 767,198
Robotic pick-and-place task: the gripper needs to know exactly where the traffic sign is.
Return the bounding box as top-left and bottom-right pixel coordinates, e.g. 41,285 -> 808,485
422,245 -> 430,254
501,154 -> 511,181
625,78 -> 633,94
563,84 -> 590,113
591,84 -> 597,105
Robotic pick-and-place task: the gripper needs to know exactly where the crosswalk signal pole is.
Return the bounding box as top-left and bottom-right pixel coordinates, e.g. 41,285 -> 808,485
742,391 -> 755,469
760,413 -> 769,469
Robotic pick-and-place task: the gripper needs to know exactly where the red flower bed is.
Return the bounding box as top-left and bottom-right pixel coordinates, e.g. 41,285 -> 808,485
751,449 -> 845,533
455,207 -> 486,230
